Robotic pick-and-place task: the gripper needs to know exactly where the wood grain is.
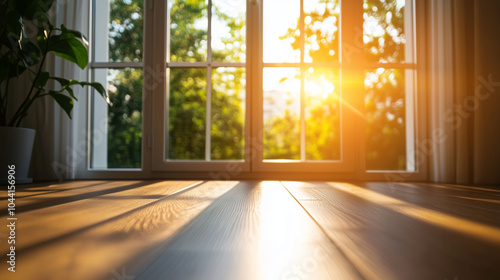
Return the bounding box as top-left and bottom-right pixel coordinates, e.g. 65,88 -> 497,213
282,181 -> 500,280
0,180 -> 237,280
132,181 -> 362,280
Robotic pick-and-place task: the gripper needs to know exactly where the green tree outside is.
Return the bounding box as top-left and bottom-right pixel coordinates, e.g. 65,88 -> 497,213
105,0 -> 408,170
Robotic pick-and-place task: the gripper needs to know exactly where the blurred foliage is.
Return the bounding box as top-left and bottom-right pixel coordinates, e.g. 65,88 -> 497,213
365,68 -> 406,170
109,0 -> 143,62
167,0 -> 245,160
282,0 -> 340,63
364,0 -> 406,63
168,67 -> 207,160
107,68 -> 143,168
305,68 -> 341,160
211,67 -> 245,160
280,0 -> 407,169
106,0 -> 143,168
263,90 -> 300,159
363,0 -> 407,170
169,0 -> 207,62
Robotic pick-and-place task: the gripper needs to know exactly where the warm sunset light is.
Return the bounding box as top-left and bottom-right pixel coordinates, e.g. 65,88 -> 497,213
4,0 -> 500,279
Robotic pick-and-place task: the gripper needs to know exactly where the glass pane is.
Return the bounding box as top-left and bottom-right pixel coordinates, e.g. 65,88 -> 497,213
363,0 -> 407,63
263,0 -> 300,63
91,68 -> 143,169
93,0 -> 144,62
168,68 -> 207,160
365,68 -> 408,170
263,68 -> 300,160
212,0 -> 246,62
169,0 -> 208,62
305,68 -> 341,160
211,67 -> 246,160
303,0 -> 340,63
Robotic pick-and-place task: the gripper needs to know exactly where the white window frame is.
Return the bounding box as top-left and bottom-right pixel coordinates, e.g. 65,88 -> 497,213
79,0 -> 427,181
151,0 -> 251,172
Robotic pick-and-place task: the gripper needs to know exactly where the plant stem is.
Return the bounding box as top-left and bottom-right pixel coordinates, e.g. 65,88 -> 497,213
13,88 -> 45,127
8,29 -> 51,127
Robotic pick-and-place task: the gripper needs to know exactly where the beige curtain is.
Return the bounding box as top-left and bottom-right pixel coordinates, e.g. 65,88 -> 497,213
19,0 -> 90,181
426,0 -> 500,184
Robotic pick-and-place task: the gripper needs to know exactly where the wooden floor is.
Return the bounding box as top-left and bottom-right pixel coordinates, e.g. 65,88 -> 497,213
1,181 -> 500,280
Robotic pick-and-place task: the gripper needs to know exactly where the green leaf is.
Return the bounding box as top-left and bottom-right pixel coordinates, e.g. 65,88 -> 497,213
57,25 -> 88,45
34,72 -> 49,88
18,40 -> 40,67
50,77 -> 79,87
37,26 -> 48,51
48,35 -> 88,69
48,91 -> 73,119
79,82 -> 110,104
49,77 -> 78,100
63,86 -> 76,101
69,30 -> 89,46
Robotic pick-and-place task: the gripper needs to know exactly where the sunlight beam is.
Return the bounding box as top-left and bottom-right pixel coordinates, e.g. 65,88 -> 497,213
327,182 -> 500,245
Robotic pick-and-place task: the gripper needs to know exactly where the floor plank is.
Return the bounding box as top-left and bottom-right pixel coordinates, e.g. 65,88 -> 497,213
131,181 -> 362,280
282,181 -> 500,280
0,180 -> 238,280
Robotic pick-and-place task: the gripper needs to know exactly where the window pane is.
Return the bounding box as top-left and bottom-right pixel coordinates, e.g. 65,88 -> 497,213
263,68 -> 300,160
363,0 -> 407,63
93,0 -> 144,62
211,67 -> 245,160
263,0 -> 300,63
91,68 -> 143,169
303,0 -> 340,63
305,68 -> 341,160
168,68 -> 207,160
365,68 -> 410,170
169,0 -> 208,62
212,0 -> 246,62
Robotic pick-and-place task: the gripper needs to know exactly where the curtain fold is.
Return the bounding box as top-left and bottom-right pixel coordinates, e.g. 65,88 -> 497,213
23,0 -> 90,181
472,0 -> 500,184
426,0 -> 500,184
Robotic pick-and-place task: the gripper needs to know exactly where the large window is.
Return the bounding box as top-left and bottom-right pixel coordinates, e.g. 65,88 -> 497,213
89,0 -> 419,178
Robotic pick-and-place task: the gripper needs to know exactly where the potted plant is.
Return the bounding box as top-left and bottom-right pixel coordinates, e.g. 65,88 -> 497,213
0,0 -> 108,183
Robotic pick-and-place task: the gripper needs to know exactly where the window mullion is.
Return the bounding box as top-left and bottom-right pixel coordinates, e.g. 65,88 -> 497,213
165,1 -> 171,159
405,0 -> 416,171
341,0 -> 364,171
166,0 -> 171,61
206,0 -> 213,161
299,0 -> 306,161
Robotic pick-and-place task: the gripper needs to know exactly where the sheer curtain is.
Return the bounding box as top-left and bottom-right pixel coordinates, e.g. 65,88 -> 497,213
23,0 -> 90,181
426,0 -> 500,184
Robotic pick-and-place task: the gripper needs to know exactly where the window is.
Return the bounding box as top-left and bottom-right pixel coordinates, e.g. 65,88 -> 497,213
89,0 -> 421,179
165,0 -> 246,161
90,0 -> 144,169
363,0 -> 416,171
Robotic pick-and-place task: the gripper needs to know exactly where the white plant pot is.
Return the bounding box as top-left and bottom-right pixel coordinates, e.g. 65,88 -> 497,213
0,127 -> 36,184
